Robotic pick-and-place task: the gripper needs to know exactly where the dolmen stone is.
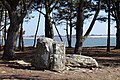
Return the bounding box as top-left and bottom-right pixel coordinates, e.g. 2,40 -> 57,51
66,54 -> 98,68
31,37 -> 99,72
32,37 -> 66,71
51,42 -> 66,71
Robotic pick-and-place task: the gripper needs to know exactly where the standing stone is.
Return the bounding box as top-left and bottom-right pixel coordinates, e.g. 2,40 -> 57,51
50,42 -> 66,71
32,37 -> 66,71
32,37 -> 54,69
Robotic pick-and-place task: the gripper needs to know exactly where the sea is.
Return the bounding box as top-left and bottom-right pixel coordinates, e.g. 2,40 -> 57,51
15,36 -> 116,47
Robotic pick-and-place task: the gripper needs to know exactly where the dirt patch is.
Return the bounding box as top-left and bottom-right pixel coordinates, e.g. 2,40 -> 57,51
0,47 -> 120,80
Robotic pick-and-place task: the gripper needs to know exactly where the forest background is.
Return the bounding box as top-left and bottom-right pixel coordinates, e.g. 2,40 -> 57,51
0,0 -> 120,60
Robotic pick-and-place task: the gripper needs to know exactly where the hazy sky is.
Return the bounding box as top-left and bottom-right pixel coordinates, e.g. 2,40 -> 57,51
23,11 -> 116,36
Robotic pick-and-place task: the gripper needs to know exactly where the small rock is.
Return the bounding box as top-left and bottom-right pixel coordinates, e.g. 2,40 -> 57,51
16,60 -> 31,66
1,71 -> 6,73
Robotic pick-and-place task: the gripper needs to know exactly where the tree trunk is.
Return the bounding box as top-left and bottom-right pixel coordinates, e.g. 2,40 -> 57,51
18,20 -> 24,51
45,0 -> 54,39
33,12 -> 41,47
0,9 -> 3,28
84,0 -> 101,39
4,10 -> 7,50
0,9 -> 3,50
2,12 -> 19,60
74,0 -> 84,54
74,0 -> 100,52
68,0 -> 73,48
1,0 -> 33,60
66,21 -> 70,47
53,19 -> 63,41
69,18 -> 72,48
45,14 -> 54,39
107,0 -> 110,52
115,2 -> 120,49
116,21 -> 120,49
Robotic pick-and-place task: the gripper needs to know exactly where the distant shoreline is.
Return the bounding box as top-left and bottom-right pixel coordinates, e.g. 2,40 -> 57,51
88,35 -> 116,38
22,35 -> 116,39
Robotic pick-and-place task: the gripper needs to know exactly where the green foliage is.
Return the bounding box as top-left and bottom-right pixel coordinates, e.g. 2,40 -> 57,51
53,0 -> 99,27
53,0 -> 77,27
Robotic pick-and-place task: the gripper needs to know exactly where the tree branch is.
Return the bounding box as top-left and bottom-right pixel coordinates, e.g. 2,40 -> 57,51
1,0 -> 12,12
23,0 -> 27,11
36,8 -> 45,16
18,0 -> 34,24
83,0 -> 101,39
50,0 -> 59,13
49,0 -> 55,7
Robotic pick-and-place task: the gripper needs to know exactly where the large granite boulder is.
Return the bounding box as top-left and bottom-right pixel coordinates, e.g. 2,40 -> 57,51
66,54 -> 98,68
32,38 -> 54,69
32,37 -> 66,71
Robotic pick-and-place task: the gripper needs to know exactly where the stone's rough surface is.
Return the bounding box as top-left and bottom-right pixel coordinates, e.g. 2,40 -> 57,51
66,54 -> 98,68
32,38 -> 54,69
37,37 -> 54,54
51,42 -> 66,71
32,37 -> 66,71
32,37 -> 99,71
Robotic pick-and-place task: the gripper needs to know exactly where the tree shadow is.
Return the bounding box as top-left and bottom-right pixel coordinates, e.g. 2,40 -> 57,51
0,74 -> 40,79
82,47 -> 120,67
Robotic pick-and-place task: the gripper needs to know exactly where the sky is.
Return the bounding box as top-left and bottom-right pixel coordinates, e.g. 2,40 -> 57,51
23,11 -> 116,36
